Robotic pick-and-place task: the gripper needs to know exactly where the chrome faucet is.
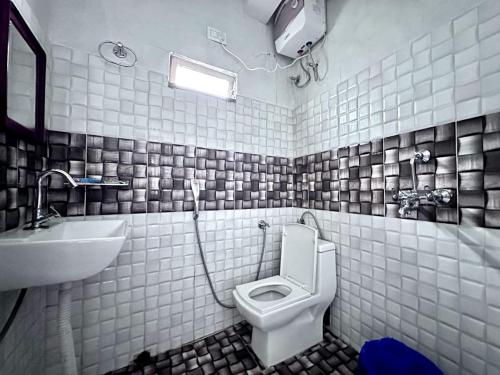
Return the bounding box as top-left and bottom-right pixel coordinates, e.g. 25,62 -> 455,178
26,169 -> 78,229
392,149 -> 453,217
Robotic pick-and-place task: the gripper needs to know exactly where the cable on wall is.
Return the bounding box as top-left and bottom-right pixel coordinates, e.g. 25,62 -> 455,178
220,32 -> 328,74
0,289 -> 27,344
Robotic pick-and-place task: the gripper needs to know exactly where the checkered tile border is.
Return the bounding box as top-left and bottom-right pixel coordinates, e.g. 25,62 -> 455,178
2,112 -> 500,230
457,113 -> 500,228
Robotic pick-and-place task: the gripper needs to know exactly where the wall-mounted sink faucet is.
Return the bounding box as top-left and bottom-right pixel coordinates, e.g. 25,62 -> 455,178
26,169 -> 78,230
392,149 -> 453,217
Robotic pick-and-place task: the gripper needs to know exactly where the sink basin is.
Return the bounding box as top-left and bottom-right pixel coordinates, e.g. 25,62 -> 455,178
0,219 -> 127,291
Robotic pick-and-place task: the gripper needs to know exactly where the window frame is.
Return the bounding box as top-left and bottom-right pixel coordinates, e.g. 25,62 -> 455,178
168,52 -> 238,101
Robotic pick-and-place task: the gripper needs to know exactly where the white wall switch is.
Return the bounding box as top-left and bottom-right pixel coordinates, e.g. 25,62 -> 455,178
207,26 -> 227,45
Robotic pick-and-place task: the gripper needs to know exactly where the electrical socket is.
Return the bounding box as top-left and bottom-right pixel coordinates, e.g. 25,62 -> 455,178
207,26 -> 227,45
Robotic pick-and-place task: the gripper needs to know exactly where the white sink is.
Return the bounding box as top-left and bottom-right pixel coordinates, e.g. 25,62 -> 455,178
0,219 -> 127,292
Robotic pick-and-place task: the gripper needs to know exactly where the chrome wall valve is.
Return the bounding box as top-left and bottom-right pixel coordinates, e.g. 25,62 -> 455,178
424,186 -> 452,204
391,150 -> 453,216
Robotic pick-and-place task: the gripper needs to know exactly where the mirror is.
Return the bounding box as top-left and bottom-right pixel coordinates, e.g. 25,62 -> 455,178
7,23 -> 36,129
0,0 -> 46,142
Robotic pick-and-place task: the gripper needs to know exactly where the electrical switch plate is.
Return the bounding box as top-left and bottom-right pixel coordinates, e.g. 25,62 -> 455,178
207,26 -> 227,45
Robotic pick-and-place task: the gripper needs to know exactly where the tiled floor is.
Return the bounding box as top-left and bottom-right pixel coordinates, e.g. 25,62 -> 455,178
106,321 -> 358,375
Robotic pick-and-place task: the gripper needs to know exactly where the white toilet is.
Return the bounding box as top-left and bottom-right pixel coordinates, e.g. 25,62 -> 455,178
233,223 -> 337,367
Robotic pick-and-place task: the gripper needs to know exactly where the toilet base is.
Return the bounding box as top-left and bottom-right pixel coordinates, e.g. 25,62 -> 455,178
250,309 -> 324,367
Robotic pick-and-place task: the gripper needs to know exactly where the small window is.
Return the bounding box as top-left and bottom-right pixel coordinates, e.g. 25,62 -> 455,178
168,53 -> 237,101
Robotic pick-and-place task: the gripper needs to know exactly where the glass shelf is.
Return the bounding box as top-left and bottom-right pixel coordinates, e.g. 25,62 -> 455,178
65,179 -> 129,187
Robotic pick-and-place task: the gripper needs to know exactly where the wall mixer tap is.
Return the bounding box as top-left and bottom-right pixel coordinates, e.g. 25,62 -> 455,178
392,149 -> 453,217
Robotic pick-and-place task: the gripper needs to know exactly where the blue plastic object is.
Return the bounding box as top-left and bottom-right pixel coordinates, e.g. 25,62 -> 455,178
358,338 -> 443,375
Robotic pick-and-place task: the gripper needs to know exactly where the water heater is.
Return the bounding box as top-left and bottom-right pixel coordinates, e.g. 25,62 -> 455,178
274,0 -> 326,59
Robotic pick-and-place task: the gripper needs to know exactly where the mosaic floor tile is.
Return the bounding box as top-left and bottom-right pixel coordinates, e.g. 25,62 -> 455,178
105,321 -> 357,375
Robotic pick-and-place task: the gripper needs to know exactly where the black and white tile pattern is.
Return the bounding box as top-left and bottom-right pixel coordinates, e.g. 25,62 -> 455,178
293,154 -> 309,209
86,136 -> 148,215
0,131 -> 46,231
196,148 -> 235,211
0,130 -> 298,228
384,123 -> 457,223
294,122 -> 458,224
265,156 -> 294,208
47,131 -> 86,216
458,113 -> 500,228
105,321 -> 358,375
2,113 -> 500,229
235,153 -> 267,210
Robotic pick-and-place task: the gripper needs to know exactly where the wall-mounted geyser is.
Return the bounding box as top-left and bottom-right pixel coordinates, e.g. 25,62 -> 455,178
221,0 -> 327,89
273,0 -> 326,59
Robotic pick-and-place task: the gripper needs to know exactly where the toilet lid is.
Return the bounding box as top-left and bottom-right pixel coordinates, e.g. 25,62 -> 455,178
280,224 -> 318,294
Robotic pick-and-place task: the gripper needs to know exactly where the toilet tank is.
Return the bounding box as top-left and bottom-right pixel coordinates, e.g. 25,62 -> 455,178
318,239 -> 335,253
316,238 -> 337,300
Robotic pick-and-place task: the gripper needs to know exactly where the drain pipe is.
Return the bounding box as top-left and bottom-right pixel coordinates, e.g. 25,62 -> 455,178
58,282 -> 77,375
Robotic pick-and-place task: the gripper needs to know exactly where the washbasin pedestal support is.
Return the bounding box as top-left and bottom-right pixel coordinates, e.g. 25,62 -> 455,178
58,282 -> 77,375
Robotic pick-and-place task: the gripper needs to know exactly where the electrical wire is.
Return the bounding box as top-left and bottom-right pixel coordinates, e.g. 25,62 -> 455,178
221,43 -> 309,73
0,289 -> 27,343
220,32 -> 328,74
313,32 -> 329,81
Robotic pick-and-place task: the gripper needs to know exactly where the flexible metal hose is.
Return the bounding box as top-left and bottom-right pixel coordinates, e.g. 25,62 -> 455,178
299,210 -> 325,240
193,213 -> 268,309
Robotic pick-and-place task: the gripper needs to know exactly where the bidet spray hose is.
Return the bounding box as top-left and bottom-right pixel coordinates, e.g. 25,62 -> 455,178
193,212 -> 268,309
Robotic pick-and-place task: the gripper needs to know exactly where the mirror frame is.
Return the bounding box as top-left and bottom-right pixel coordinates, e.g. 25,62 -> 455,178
0,0 -> 46,143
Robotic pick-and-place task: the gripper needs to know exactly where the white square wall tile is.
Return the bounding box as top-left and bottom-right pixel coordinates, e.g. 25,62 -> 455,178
479,0 -> 500,23
412,34 -> 431,55
480,32 -> 500,59
453,8 -> 478,35
479,13 -> 500,40
432,23 -> 453,45
456,98 -> 481,121
455,62 -> 479,86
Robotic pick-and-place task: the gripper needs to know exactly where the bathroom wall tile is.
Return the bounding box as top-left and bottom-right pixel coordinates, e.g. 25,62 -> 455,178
338,146 -> 350,212
319,150 -> 340,211
47,131 -> 86,216
146,142 -> 161,213
0,132 -> 46,231
384,123 -> 457,223
265,156 -> 294,208
293,155 -> 309,208
234,153 -> 266,209
458,113 -> 500,228
159,144 -> 195,212
370,140 -> 385,216
85,136 -> 147,215
195,148 -> 234,211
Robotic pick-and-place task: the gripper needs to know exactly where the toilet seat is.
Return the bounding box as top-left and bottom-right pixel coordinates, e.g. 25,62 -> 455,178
235,275 -> 311,314
232,224 -> 337,367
